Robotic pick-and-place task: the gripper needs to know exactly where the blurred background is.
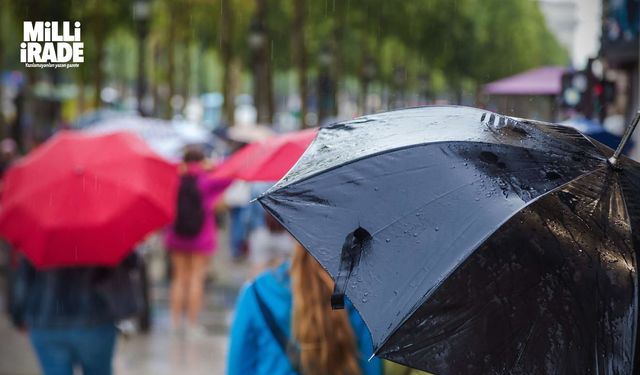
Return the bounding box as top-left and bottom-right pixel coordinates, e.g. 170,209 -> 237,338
0,0 -> 636,149
0,0 -> 638,374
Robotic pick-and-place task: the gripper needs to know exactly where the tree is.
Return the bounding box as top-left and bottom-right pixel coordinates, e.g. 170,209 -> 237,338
293,0 -> 308,127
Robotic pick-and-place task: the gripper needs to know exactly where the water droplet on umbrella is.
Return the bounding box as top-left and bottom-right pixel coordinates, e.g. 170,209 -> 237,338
434,227 -> 439,232
385,238 -> 390,243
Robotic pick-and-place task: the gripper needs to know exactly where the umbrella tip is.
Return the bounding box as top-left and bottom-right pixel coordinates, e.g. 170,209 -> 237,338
608,110 -> 640,168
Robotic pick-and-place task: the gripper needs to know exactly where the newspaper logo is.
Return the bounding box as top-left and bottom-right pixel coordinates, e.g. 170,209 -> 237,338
20,21 -> 84,69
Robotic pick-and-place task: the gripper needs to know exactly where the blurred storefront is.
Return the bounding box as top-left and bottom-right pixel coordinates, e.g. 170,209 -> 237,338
600,0 -> 639,123
482,66 -> 566,121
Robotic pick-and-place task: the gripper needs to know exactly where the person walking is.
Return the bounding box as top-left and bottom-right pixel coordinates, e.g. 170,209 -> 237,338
227,242 -> 382,375
165,148 -> 230,336
9,253 -> 144,375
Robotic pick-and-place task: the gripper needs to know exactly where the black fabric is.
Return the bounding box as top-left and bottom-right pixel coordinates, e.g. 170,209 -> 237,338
174,174 -> 205,237
94,253 -> 145,322
252,284 -> 302,374
10,253 -> 144,328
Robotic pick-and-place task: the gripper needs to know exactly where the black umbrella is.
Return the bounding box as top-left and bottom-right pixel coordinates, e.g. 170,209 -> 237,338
258,106 -> 640,374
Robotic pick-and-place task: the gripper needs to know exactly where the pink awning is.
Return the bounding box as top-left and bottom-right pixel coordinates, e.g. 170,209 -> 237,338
483,66 -> 567,96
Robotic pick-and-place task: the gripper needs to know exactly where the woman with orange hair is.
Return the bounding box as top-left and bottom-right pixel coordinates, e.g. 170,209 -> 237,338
227,243 -> 381,375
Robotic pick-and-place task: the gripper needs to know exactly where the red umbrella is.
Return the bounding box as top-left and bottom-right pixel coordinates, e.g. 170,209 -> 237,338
213,128 -> 317,181
0,131 -> 178,269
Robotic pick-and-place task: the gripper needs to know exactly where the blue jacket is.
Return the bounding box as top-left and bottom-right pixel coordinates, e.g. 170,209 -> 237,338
227,262 -> 382,375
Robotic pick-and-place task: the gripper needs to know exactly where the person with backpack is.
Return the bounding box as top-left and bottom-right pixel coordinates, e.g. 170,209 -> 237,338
165,148 -> 231,336
227,242 -> 382,375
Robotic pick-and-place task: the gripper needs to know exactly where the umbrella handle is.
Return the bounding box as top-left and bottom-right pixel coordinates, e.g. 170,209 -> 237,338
608,110 -> 640,167
331,227 -> 371,310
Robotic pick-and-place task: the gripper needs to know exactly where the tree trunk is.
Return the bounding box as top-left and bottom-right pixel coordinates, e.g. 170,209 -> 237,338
136,27 -> 148,116
182,42 -> 191,102
359,76 -> 369,115
266,40 -> 274,123
221,0 -> 235,125
0,27 -> 5,138
77,68 -> 86,116
332,11 -> 345,117
293,0 -> 308,128
165,7 -> 176,119
253,0 -> 273,124
93,28 -> 105,109
152,41 -> 161,117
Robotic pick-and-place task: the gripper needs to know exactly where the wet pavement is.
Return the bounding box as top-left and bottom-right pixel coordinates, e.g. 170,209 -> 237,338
0,229 -> 250,375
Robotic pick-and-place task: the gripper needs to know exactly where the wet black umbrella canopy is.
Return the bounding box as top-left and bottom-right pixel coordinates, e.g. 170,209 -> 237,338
258,106 -> 640,374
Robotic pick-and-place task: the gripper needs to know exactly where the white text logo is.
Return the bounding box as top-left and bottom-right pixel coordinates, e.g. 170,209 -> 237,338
21,21 -> 84,68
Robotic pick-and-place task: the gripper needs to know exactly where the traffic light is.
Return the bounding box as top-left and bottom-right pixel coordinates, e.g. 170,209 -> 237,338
560,63 -> 615,121
561,71 -> 592,116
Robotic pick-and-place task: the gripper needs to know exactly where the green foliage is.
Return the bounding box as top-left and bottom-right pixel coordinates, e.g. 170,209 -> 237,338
1,0 -> 570,100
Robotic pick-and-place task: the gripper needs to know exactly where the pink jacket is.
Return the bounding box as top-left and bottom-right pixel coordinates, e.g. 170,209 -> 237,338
165,165 -> 231,254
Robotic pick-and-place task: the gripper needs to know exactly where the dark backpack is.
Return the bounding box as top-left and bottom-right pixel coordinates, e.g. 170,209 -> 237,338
174,174 -> 205,237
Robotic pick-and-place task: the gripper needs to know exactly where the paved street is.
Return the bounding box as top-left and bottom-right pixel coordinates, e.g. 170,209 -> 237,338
0,230 -> 249,375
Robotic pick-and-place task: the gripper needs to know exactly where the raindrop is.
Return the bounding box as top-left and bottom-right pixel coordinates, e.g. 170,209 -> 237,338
413,233 -> 418,237
374,187 -> 379,191
434,227 -> 439,232
364,291 -> 369,296
393,290 -> 398,296
361,298 -> 368,303
385,238 -> 390,243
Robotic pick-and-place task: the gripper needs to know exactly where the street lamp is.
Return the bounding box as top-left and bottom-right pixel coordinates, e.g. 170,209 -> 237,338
319,45 -> 333,68
248,19 -> 267,51
418,73 -> 431,104
360,56 -> 376,113
392,65 -> 407,108
133,0 -> 150,116
248,18 -> 269,124
317,45 -> 334,124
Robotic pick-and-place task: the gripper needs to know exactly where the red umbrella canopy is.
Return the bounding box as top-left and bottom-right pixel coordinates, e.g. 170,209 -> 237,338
213,128 -> 317,181
0,131 -> 178,269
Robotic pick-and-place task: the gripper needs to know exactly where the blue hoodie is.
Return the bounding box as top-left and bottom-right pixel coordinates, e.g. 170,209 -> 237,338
227,262 -> 382,375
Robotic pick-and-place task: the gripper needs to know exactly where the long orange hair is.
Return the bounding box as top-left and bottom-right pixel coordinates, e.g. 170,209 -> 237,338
290,243 -> 362,375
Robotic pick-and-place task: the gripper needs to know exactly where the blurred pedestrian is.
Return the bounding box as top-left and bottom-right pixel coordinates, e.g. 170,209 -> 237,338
9,253 -> 144,375
227,243 -> 381,375
0,137 -> 19,197
0,137 -> 18,176
248,211 -> 295,277
223,181 -> 253,260
165,148 -> 230,336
